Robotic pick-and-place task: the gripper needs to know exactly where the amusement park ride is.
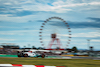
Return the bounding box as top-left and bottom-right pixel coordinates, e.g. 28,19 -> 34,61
39,17 -> 71,50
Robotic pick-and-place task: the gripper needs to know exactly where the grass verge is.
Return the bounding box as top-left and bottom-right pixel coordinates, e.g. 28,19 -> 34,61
0,57 -> 100,67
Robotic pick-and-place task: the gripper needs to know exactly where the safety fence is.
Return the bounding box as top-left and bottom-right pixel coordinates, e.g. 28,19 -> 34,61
0,54 -> 17,57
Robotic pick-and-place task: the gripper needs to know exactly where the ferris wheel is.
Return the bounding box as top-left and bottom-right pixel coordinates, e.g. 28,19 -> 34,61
39,17 -> 71,49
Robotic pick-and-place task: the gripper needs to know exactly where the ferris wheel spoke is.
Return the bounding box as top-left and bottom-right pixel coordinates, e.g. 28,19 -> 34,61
39,17 -> 72,49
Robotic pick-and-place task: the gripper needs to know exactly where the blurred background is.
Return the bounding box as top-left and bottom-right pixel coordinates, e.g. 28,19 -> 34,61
0,0 -> 100,57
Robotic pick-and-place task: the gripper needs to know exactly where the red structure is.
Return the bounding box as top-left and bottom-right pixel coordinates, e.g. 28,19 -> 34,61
48,33 -> 61,49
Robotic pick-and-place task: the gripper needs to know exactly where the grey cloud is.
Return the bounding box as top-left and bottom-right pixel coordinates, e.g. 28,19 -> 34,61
37,17 -> 100,29
69,22 -> 100,28
87,17 -> 100,22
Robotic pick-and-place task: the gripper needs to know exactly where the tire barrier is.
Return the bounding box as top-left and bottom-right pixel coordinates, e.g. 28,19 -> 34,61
0,64 -> 65,67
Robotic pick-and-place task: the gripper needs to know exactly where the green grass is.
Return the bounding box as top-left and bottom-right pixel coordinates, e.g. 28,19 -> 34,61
0,57 -> 100,67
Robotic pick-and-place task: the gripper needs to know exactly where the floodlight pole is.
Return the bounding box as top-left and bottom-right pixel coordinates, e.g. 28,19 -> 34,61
87,39 -> 90,56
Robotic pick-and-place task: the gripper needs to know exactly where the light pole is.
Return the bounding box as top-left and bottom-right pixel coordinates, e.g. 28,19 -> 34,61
87,39 -> 90,50
87,39 -> 90,56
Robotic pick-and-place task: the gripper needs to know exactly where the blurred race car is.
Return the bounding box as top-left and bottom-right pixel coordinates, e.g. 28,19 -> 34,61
17,50 -> 47,58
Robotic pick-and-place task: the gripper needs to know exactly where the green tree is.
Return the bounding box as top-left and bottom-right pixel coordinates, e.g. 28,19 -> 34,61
38,47 -> 44,49
32,46 -> 37,49
71,46 -> 78,53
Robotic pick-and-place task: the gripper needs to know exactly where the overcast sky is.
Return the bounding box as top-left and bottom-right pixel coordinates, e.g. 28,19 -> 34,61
0,0 -> 100,50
